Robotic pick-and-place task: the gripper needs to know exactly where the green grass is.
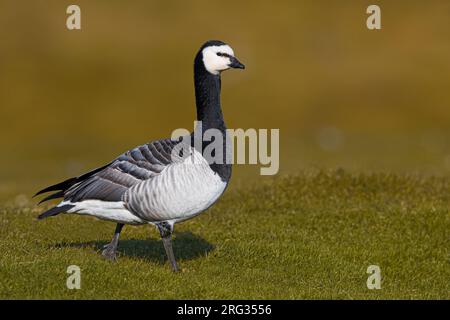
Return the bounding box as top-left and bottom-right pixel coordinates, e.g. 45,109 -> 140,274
0,170 -> 449,299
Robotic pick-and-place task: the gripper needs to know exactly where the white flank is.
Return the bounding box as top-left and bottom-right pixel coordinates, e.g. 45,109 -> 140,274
124,148 -> 227,222
59,200 -> 146,225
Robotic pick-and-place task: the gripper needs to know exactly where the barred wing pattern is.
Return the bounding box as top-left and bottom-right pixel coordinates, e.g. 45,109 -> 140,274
64,138 -> 184,203
36,138 -> 185,205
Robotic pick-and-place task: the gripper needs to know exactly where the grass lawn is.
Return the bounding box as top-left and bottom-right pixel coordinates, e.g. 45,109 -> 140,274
0,170 -> 448,299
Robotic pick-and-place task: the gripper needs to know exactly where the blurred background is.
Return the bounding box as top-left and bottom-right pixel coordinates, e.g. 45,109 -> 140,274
0,0 -> 449,201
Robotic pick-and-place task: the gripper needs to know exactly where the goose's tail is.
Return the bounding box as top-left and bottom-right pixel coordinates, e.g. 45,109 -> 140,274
34,163 -> 110,220
37,204 -> 75,220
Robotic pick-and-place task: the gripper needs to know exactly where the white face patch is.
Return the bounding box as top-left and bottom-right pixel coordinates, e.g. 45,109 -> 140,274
202,45 -> 235,75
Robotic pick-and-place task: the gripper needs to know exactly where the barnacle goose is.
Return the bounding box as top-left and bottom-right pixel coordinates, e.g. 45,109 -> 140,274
35,40 -> 245,271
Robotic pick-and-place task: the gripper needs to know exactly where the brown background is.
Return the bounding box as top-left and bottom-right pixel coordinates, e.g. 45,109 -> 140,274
1,0 -> 449,199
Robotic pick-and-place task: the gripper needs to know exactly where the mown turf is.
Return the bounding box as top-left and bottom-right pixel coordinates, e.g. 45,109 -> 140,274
0,170 -> 448,299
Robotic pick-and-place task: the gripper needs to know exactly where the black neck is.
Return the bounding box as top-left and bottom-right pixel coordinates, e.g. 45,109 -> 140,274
192,52 -> 231,183
194,57 -> 226,133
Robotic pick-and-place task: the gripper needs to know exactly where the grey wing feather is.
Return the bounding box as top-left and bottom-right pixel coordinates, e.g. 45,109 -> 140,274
36,138 -> 183,204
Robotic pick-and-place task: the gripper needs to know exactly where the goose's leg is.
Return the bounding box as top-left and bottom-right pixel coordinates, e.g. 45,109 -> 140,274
102,223 -> 124,261
156,221 -> 179,272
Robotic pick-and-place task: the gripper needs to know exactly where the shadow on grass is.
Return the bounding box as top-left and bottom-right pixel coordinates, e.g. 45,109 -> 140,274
50,232 -> 215,264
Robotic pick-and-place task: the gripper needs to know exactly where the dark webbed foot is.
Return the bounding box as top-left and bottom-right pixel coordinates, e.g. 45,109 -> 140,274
101,223 -> 124,262
102,243 -> 119,261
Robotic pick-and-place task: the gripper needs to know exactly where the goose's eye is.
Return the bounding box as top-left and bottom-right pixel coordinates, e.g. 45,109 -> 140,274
216,52 -> 231,58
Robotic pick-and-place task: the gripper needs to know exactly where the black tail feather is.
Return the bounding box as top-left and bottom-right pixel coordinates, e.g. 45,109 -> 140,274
37,204 -> 75,220
38,191 -> 65,204
34,178 -> 78,198
34,162 -> 112,203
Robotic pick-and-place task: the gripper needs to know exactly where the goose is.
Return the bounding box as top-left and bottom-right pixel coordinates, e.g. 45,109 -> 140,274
35,40 -> 245,272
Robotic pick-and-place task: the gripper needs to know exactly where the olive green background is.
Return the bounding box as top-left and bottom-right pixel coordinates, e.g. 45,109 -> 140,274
1,1 -> 450,199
